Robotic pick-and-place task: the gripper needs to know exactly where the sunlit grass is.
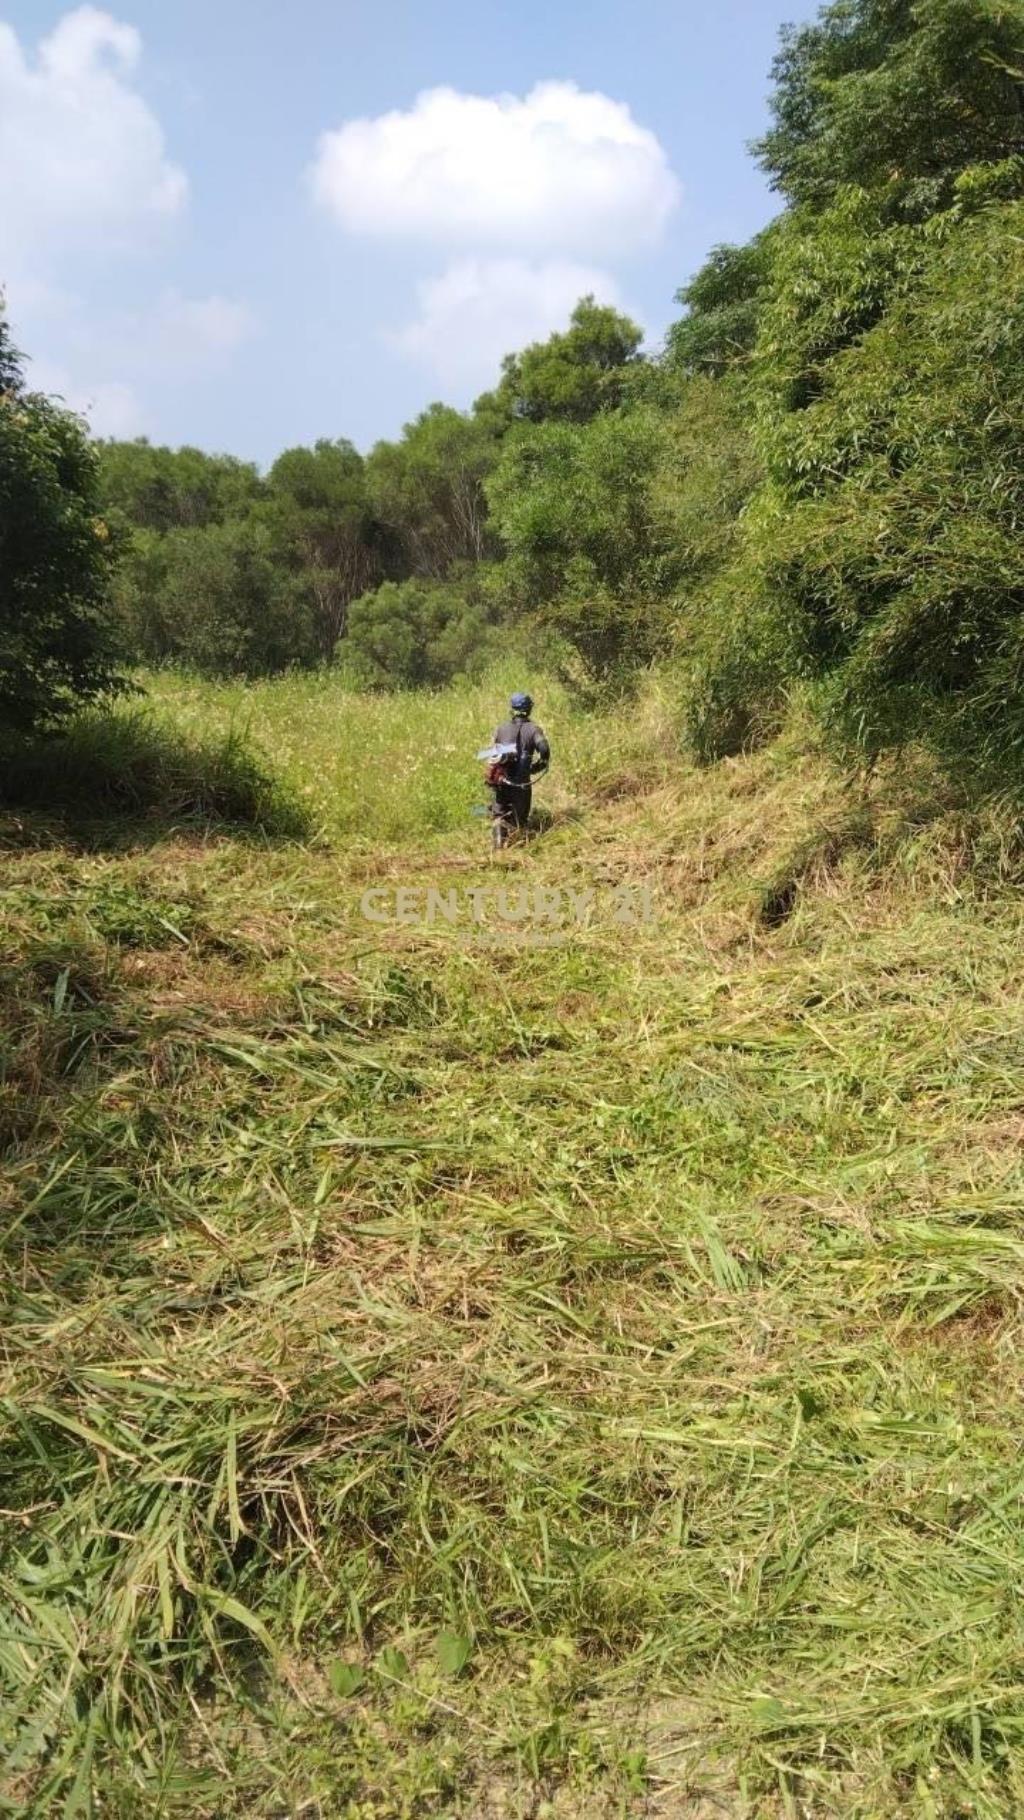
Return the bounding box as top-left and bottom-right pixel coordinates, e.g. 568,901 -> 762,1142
6,671 -> 1024,1814
137,665 -> 625,844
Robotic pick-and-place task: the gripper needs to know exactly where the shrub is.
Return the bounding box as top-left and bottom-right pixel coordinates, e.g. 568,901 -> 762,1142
0,314 -> 125,730
116,519 -> 314,677
487,408 -> 677,684
342,577 -> 501,690
0,707 -> 311,837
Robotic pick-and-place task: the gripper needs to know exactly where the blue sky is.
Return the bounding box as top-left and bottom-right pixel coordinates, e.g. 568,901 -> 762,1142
1,0 -> 808,465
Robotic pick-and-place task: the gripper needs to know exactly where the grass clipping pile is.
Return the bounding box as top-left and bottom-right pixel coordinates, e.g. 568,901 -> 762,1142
4,685 -> 1024,1817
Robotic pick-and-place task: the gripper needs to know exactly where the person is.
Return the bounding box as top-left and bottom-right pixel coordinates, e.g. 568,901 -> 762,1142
491,691 -> 550,835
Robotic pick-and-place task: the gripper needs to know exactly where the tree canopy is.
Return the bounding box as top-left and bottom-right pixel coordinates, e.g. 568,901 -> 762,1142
756,0 -> 1024,215
477,297 -> 644,426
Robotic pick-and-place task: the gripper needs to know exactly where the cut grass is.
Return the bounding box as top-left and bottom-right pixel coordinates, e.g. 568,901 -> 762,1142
5,669 -> 1024,1815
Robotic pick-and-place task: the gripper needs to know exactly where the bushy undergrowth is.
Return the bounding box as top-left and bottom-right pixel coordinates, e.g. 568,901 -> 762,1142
0,705 -> 312,838
691,185 -> 1024,780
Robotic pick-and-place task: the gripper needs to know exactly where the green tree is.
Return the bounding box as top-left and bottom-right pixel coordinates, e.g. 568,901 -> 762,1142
756,195 -> 1024,765
486,408 -> 675,682
343,577 -> 499,689
264,439 -> 380,658
119,520 -> 311,677
366,405 -> 497,580
756,0 -> 1024,217
97,439 -> 262,531
655,373 -> 762,592
666,232 -> 776,376
477,297 -> 644,427
0,313 -> 124,730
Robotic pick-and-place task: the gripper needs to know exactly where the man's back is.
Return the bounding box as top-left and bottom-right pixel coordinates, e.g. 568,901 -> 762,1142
493,717 -> 549,784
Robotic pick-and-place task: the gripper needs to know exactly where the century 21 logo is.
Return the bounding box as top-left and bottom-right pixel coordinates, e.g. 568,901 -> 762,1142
359,883 -> 655,928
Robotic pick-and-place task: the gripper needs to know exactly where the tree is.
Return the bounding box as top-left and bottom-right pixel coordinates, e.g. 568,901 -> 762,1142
486,408 -> 675,681
674,0 -> 1024,769
756,0 -> 1024,217
0,312 -> 124,730
264,439 -> 380,659
366,405 -> 498,581
343,578 -> 499,689
655,373 -> 762,591
97,439 -> 262,531
754,195 -> 1024,765
666,232 -> 776,376
476,297 -> 645,426
118,520 -> 311,677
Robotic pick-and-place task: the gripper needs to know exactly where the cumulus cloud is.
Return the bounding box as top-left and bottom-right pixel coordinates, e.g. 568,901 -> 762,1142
0,6 -> 187,272
0,11 -> 254,440
311,80 -> 679,256
388,256 -> 628,393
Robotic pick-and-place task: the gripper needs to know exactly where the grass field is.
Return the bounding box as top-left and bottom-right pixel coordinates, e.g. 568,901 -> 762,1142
5,669 -> 1024,1817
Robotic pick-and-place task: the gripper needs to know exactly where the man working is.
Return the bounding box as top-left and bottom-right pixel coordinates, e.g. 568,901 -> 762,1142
491,691 -> 550,836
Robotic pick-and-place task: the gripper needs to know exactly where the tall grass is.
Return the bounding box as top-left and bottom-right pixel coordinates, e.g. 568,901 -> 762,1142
0,706 -> 311,839
136,665 -> 647,844
5,668 -> 1024,1815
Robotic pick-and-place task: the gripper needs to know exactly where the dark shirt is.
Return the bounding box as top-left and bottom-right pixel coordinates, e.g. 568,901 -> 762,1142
493,716 -> 550,785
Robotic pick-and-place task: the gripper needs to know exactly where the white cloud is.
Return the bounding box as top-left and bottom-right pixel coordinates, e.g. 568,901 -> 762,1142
389,256 -> 628,393
0,6 -> 187,273
0,10 -> 254,442
311,80 -> 679,256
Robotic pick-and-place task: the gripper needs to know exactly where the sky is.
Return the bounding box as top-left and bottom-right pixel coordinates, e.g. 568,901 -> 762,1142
0,0 -> 809,466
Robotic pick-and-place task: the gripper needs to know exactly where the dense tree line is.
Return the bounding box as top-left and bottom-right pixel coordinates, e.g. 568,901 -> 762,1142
6,0 -> 1024,792
680,0 -> 1024,780
91,294 -> 652,691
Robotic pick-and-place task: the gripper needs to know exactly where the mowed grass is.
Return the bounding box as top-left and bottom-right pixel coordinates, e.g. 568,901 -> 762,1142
5,671 -> 1024,1816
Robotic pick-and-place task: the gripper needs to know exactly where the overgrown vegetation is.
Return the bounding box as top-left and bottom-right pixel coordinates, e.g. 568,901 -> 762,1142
72,0 -> 1024,798
8,670 -> 1024,1816
0,316 -> 124,730
0,706 -> 311,839
685,0 -> 1024,776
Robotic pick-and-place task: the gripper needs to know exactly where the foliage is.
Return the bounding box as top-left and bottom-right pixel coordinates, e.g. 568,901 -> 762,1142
0,312 -> 125,731
756,0 -> 1024,217
655,372 -> 762,592
343,575 -> 501,689
753,187 -> 932,422
679,0 -> 1024,776
97,437 -> 262,531
666,231 -> 776,376
366,404 -> 497,578
477,296 -> 644,426
758,195 -> 1024,765
486,408 -> 677,682
117,519 -> 312,677
265,439 -> 382,658
0,705 -> 311,835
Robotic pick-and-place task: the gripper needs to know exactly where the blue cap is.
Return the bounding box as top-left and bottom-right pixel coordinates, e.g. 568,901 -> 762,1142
510,691 -> 533,715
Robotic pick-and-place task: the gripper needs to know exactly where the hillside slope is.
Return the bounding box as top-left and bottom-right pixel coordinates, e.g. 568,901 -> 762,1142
4,677 -> 1024,1818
